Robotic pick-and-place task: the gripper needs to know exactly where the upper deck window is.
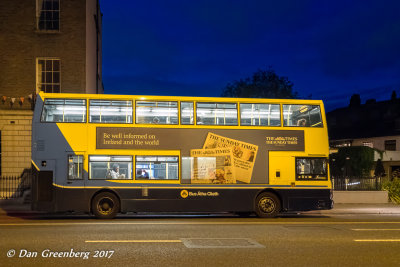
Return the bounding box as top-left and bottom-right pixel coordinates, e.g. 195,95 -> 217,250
196,103 -> 238,125
181,102 -> 194,125
89,100 -> 133,124
41,99 -> 86,122
283,104 -> 323,127
240,103 -> 281,126
136,101 -> 178,124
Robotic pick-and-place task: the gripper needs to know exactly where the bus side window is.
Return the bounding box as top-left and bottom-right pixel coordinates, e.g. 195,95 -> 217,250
181,102 -> 194,125
296,157 -> 327,180
135,156 -> 179,180
89,155 -> 132,180
240,103 -> 281,126
283,104 -> 323,127
89,99 -> 133,124
68,155 -> 83,179
196,102 -> 238,126
136,101 -> 178,125
41,99 -> 86,123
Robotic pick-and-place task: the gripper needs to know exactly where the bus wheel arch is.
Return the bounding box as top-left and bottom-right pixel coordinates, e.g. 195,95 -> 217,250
254,190 -> 281,218
91,189 -> 121,219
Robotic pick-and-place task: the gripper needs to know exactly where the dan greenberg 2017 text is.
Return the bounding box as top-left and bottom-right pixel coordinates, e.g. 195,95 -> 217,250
8,249 -> 114,260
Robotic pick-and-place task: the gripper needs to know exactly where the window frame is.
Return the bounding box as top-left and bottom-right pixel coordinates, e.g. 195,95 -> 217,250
135,100 -> 179,125
295,157 -> 328,181
384,140 -> 397,151
135,155 -> 180,181
180,101 -> 194,125
196,102 -> 238,126
40,98 -> 87,123
67,154 -> 84,180
89,99 -> 133,124
239,103 -> 281,127
36,0 -> 60,32
36,57 -> 61,93
282,104 -> 323,128
88,155 -> 133,180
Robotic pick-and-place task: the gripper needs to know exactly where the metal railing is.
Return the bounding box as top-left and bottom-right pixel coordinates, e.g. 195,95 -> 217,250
332,176 -> 382,191
0,174 -> 31,200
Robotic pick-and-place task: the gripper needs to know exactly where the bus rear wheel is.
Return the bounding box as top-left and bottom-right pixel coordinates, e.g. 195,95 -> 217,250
255,192 -> 281,218
92,192 -> 120,219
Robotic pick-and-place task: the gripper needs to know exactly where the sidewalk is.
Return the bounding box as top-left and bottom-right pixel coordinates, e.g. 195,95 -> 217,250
1,198 -> 400,216
310,203 -> 400,215
0,199 -> 35,215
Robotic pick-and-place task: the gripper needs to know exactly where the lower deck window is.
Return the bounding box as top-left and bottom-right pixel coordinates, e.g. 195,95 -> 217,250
136,156 -> 179,180
89,156 -> 132,180
68,155 -> 83,179
296,157 -> 327,180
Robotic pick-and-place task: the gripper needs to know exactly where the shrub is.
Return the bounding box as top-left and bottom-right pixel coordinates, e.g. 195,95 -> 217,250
382,178 -> 400,204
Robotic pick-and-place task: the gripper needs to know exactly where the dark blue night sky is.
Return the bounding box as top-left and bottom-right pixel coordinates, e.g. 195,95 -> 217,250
99,0 -> 400,111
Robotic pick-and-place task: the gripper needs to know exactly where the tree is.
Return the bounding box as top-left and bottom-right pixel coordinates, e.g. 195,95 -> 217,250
221,68 -> 298,99
330,146 -> 375,177
391,90 -> 397,101
374,159 -> 386,177
349,94 -> 361,107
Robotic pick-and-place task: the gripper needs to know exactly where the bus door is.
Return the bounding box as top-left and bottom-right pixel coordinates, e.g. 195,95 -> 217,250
36,159 -> 56,202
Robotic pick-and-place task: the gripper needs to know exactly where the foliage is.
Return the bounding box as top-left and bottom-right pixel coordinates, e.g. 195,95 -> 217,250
330,146 -> 375,177
221,68 -> 298,99
382,178 -> 400,204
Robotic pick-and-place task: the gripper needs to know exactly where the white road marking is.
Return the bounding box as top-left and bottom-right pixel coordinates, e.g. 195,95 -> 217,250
352,229 -> 400,231
85,240 -> 182,243
354,239 -> 400,242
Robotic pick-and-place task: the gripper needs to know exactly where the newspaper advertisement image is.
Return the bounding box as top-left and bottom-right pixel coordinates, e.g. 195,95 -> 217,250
189,148 -> 236,184
202,132 -> 258,183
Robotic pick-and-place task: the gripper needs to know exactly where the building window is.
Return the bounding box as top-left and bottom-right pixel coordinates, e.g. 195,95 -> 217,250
385,140 -> 396,151
37,58 -> 61,93
362,142 -> 373,148
37,0 -> 60,31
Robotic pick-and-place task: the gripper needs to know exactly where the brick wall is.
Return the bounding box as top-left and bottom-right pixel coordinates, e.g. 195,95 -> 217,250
0,0 -> 102,177
0,0 -> 89,99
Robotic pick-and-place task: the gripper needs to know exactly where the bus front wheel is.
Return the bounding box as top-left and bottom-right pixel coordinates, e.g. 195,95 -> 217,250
92,192 -> 120,219
255,192 -> 281,218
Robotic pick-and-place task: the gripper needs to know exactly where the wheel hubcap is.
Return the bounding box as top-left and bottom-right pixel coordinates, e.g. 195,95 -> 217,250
258,197 -> 275,214
97,197 -> 114,215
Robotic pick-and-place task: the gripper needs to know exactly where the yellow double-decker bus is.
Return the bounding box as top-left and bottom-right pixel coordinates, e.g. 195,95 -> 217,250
31,92 -> 333,218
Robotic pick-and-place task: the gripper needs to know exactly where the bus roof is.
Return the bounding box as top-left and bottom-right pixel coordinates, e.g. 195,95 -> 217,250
38,91 -> 324,105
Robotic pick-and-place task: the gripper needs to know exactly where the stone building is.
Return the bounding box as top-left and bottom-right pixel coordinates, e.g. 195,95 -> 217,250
0,0 -> 103,176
